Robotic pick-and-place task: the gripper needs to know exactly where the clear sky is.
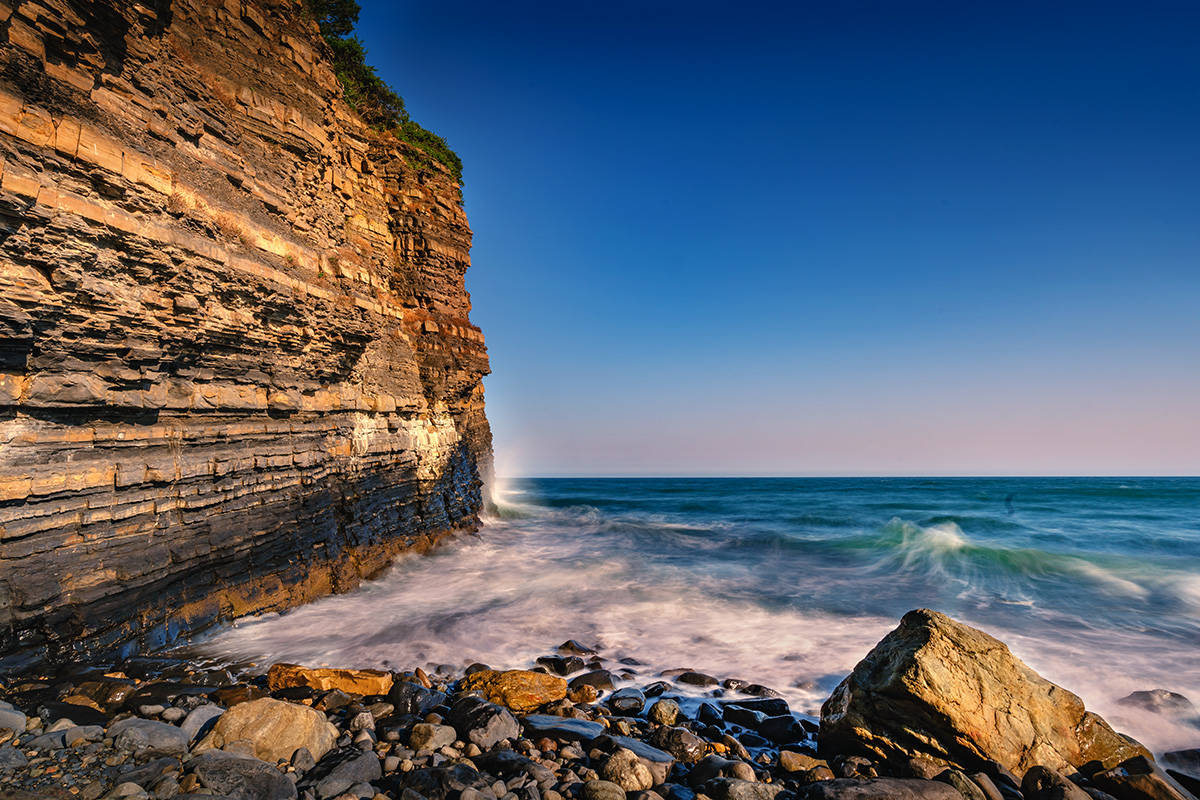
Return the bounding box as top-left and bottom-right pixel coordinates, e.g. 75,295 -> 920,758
357,1 -> 1200,477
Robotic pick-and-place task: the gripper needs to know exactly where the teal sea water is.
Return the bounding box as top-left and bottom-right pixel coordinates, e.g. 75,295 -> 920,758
203,477 -> 1200,751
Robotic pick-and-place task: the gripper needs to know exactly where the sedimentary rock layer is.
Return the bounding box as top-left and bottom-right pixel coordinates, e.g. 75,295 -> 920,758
0,0 -> 492,666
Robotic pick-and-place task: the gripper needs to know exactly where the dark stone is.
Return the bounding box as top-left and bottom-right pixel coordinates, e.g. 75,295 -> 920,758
723,706 -> 766,729
389,683 -> 447,718
687,755 -> 755,787
1021,767 -> 1092,800
472,750 -> 556,786
609,688 -> 646,716
569,671 -> 616,692
663,784 -> 698,800
697,703 -> 723,726
302,749 -> 382,800
0,744 -> 28,769
704,779 -> 783,800
396,763 -> 499,800
757,715 -> 805,744
675,673 -> 719,688
39,701 -> 111,727
522,714 -> 605,743
1091,756 -> 1193,800
192,751 -> 297,800
118,756 -> 183,788
741,685 -> 781,699
649,726 -> 706,764
644,682 -> 673,699
1116,691 -> 1195,717
559,640 -> 598,656
722,699 -> 790,717
537,656 -> 587,676
936,770 -> 990,800
448,695 -> 519,750
805,778 -> 963,800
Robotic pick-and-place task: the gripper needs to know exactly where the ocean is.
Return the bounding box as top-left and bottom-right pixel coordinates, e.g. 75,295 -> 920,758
199,476 -> 1200,752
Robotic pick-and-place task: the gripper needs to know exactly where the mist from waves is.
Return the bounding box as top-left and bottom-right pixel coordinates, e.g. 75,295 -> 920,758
197,476 -> 1200,754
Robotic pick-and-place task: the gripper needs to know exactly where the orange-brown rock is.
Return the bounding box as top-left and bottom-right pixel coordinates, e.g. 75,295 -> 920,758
267,663 -> 393,696
819,609 -> 1149,778
459,670 -> 569,713
0,0 -> 492,667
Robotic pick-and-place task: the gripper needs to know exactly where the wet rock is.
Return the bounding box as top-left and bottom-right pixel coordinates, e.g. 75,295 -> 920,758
198,697 -> 339,763
688,755 -> 756,787
725,698 -> 790,718
723,707 -> 766,729
779,752 -> 828,774
447,696 -> 519,750
583,780 -> 627,800
522,714 -> 605,743
459,670 -> 568,713
758,715 -> 805,745
293,747 -> 317,772
304,749 -> 383,799
819,609 -> 1149,776
41,701 -> 111,727
570,671 -> 617,693
410,723 -> 457,752
213,686 -> 269,708
936,771 -> 989,800
602,748 -> 656,791
267,664 -> 394,697
191,750 -> 297,800
559,641 -> 599,656
181,704 -> 225,743
803,779 -> 960,800
1090,756 -> 1193,800
704,779 -> 783,800
649,727 -> 706,764
609,689 -> 646,716
674,673 -> 719,688
538,657 -> 587,676
315,690 -> 355,713
648,700 -> 681,727
28,729 -> 68,749
1020,767 -> 1091,800
109,717 -> 191,755
644,683 -> 673,699
969,773 -> 1006,800
1116,691 -> 1195,717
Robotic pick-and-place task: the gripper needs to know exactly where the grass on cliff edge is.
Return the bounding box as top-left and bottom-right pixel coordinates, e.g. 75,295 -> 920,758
303,0 -> 464,187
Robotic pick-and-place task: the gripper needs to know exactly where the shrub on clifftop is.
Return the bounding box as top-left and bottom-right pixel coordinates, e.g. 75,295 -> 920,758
303,0 -> 464,185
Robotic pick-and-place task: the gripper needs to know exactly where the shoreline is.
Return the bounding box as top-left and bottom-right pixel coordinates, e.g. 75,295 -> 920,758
1,611 -> 1195,800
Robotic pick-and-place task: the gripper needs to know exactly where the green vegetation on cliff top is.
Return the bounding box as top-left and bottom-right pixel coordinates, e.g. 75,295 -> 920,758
303,0 -> 464,186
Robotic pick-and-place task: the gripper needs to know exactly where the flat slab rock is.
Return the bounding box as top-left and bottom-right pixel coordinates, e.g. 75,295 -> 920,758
521,714 -> 605,742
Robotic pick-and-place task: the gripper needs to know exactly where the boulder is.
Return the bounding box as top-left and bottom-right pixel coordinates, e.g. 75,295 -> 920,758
1116,691 -> 1195,717
648,699 -> 681,726
458,669 -> 567,712
303,749 -> 382,799
448,695 -> 520,750
388,681 -> 446,716
108,717 -> 190,755
584,780 -> 628,800
598,734 -> 677,785
649,726 -> 706,764
266,663 -> 393,696
181,704 -> 226,743
819,609 -> 1149,777
806,778 -> 963,800
1021,767 -> 1092,800
197,697 -> 338,763
191,750 -> 297,800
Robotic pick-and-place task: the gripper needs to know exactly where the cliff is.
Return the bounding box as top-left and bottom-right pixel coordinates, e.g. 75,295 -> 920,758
0,0 -> 492,667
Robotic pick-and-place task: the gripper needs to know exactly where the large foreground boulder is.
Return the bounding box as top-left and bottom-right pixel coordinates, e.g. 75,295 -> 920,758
819,609 -> 1148,777
197,697 -> 339,763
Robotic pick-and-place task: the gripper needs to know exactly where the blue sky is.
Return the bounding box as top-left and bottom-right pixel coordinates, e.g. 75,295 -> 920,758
358,1 -> 1200,476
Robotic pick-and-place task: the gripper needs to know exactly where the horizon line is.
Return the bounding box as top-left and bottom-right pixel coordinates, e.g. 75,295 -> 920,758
498,473 -> 1200,480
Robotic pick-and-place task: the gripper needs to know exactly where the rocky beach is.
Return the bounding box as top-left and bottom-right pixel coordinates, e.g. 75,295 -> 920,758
1,609 -> 1197,800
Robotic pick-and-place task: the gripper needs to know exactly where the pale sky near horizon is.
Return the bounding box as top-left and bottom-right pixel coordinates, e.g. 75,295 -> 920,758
358,1 -> 1200,477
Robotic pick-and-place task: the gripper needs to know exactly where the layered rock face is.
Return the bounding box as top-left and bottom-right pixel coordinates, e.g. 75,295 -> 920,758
0,0 -> 492,666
